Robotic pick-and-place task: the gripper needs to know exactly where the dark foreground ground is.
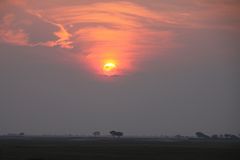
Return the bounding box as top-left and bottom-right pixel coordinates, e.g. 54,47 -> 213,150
0,137 -> 240,160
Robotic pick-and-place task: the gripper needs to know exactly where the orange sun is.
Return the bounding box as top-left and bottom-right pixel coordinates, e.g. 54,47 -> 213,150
103,62 -> 117,76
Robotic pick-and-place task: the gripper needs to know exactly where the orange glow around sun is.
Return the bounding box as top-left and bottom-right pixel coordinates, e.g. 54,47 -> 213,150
71,2 -> 159,77
83,28 -> 136,77
85,51 -> 132,77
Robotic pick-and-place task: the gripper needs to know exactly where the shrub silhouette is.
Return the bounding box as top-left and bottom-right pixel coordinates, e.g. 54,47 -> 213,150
195,132 -> 210,139
109,131 -> 123,137
93,131 -> 101,137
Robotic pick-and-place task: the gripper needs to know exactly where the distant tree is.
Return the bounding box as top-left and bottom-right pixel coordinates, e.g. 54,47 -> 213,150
224,134 -> 239,139
219,134 -> 224,139
110,131 -> 115,136
195,132 -> 210,139
230,135 -> 239,139
19,132 -> 24,136
175,135 -> 184,139
110,131 -> 123,138
211,134 -> 219,139
93,131 -> 101,137
224,134 -> 230,139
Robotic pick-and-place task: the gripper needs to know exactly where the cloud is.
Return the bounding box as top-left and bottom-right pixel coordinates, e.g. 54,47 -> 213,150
31,2 -> 177,49
0,0 -> 239,75
14,1 -> 175,75
0,0 -> 73,48
1,0 -> 239,48
0,14 -> 30,46
27,10 -> 73,48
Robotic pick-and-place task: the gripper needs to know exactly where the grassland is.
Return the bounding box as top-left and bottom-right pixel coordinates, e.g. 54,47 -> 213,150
0,137 -> 239,160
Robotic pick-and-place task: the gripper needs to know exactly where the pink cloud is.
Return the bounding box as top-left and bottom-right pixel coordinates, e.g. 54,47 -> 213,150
0,0 -> 73,48
0,0 -> 239,75
1,0 -> 239,48
0,14 -> 30,46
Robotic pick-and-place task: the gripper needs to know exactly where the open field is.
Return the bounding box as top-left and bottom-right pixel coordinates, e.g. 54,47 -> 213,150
0,137 -> 240,160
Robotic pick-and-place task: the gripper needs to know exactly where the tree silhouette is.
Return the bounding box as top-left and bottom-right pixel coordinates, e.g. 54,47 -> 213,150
93,131 -> 101,137
224,134 -> 239,139
19,132 -> 25,136
211,134 -> 219,139
195,132 -> 210,139
109,131 -> 123,137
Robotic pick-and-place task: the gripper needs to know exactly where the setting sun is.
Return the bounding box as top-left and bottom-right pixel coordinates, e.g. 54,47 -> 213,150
103,63 -> 116,71
103,62 -> 117,76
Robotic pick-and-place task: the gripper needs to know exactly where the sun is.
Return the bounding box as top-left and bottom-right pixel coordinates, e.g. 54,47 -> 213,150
103,63 -> 116,71
103,62 -> 117,76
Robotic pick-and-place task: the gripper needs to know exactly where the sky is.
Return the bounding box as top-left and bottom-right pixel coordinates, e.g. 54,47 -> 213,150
0,0 -> 240,136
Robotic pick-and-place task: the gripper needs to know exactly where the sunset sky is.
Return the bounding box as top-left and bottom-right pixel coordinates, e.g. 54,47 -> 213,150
0,0 -> 240,136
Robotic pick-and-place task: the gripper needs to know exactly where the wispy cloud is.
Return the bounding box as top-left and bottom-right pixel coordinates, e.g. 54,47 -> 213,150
27,10 -> 73,48
0,0 -> 239,75
0,0 -> 73,48
1,0 -> 239,47
0,14 -> 30,46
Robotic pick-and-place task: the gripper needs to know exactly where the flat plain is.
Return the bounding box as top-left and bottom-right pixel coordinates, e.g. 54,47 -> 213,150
0,137 -> 239,160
